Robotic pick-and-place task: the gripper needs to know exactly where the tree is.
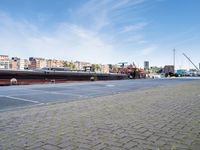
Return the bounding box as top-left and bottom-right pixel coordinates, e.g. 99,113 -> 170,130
91,64 -> 101,72
63,62 -> 76,70
95,64 -> 101,72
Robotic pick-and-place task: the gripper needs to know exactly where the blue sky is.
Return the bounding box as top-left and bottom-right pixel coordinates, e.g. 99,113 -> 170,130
0,0 -> 200,69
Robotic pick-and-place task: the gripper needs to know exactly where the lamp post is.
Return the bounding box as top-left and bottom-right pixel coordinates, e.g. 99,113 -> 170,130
173,48 -> 176,73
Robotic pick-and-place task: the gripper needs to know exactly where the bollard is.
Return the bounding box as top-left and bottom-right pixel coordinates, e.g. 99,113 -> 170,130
10,78 -> 17,85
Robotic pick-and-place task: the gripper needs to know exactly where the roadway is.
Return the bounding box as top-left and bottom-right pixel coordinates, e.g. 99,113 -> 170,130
0,78 -> 199,111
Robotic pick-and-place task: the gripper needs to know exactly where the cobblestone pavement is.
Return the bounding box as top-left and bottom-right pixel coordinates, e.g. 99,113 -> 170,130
0,81 -> 200,150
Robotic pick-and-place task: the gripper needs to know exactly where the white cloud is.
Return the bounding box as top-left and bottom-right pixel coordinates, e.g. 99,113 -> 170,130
76,0 -> 147,32
122,22 -> 148,33
112,0 -> 146,9
125,35 -> 147,44
0,0 -> 157,64
0,13 -> 118,63
139,45 -> 157,56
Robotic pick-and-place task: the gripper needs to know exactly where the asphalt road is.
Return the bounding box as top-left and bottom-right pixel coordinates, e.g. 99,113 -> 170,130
0,78 -> 198,111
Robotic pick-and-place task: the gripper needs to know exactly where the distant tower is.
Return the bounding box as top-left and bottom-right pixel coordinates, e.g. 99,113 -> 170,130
144,61 -> 149,71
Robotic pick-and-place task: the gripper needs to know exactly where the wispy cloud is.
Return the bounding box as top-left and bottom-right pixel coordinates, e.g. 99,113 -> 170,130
112,0 -> 146,9
0,0 -> 157,64
122,22 -> 148,33
139,45 -> 157,56
0,13 -> 117,63
125,35 -> 147,44
76,0 -> 147,31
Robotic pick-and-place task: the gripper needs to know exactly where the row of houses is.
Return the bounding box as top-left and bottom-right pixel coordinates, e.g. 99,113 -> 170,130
0,55 -> 110,73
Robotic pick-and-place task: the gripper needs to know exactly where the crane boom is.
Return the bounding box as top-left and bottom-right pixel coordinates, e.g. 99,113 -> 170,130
182,53 -> 199,71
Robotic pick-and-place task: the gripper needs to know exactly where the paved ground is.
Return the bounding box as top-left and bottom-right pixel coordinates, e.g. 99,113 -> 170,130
0,79 -> 200,150
0,78 -> 197,111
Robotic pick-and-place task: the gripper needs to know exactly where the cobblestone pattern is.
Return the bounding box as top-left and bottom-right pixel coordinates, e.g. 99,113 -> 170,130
0,81 -> 200,150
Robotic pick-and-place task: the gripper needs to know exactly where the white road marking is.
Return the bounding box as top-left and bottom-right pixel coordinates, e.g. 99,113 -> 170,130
4,96 -> 40,104
178,77 -> 200,80
106,84 -> 115,87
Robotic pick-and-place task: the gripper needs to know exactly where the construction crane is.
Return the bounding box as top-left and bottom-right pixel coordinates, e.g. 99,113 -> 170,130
183,53 -> 200,76
182,53 -> 199,71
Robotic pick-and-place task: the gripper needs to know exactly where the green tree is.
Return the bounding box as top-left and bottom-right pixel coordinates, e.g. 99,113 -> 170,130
91,64 -> 101,72
95,64 -> 101,71
63,62 -> 75,70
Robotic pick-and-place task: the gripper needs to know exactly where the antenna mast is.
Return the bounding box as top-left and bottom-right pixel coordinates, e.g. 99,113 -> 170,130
173,49 -> 176,72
